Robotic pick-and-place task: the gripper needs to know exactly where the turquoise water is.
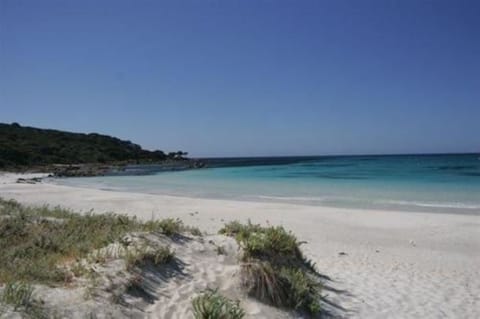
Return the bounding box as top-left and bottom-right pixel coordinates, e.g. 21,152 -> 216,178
57,154 -> 480,214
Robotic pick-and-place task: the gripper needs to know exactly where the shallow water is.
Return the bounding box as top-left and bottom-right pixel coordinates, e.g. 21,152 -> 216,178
57,154 -> 480,214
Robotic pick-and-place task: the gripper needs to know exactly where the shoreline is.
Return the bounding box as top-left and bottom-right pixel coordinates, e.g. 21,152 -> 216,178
0,158 -> 205,177
1,173 -> 479,318
50,181 -> 480,218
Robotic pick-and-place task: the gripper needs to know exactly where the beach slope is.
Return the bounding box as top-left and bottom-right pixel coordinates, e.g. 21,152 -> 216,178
1,173 -> 479,318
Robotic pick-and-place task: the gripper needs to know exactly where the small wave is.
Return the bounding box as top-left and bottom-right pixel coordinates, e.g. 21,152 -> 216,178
256,195 -> 328,201
374,199 -> 480,210
255,195 -> 480,210
314,174 -> 367,180
295,163 -> 355,168
435,165 -> 476,171
282,173 -> 368,180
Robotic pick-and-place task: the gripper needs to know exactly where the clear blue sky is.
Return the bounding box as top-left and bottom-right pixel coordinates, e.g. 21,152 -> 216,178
1,0 -> 479,157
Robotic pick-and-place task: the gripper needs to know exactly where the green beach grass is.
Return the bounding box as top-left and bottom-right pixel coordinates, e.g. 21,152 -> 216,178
0,198 -> 198,284
219,221 -> 322,316
0,198 -> 324,318
192,289 -> 245,319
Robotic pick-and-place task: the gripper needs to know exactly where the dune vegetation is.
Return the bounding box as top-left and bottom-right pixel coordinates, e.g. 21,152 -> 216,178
0,198 -> 205,317
0,198 -> 324,318
0,198 -> 198,285
192,289 -> 245,319
219,221 -> 323,315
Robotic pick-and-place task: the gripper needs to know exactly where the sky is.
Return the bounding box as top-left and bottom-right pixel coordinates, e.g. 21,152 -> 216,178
1,0 -> 479,157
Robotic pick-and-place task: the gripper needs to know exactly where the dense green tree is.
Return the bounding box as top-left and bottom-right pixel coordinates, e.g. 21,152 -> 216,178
0,122 -> 177,168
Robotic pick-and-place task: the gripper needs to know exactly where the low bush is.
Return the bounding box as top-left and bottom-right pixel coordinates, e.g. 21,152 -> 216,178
0,281 -> 34,310
219,221 -> 322,316
144,218 -> 184,236
0,198 -> 196,284
125,245 -> 174,271
192,289 -> 244,319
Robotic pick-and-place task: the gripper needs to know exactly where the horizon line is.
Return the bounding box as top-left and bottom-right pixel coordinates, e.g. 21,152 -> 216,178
196,152 -> 479,160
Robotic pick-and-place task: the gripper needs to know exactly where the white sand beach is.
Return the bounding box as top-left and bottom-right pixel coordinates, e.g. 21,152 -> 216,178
1,173 -> 479,318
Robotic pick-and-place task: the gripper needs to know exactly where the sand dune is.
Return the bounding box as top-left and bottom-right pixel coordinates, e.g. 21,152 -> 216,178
1,173 -> 479,318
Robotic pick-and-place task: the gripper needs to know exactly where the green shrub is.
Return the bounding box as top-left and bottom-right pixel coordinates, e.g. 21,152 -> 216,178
144,218 -> 184,236
219,220 -> 263,240
186,226 -> 203,236
125,245 -> 174,271
220,221 -> 307,267
241,225 -> 301,261
192,289 -> 245,319
1,281 -> 34,310
220,221 -> 322,316
0,198 -> 193,284
280,267 -> 321,314
241,262 -> 285,306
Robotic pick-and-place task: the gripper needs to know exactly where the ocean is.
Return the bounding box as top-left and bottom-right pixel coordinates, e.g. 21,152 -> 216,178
56,154 -> 480,214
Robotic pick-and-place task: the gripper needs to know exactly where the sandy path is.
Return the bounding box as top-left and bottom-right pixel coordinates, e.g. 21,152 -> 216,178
1,174 -> 479,318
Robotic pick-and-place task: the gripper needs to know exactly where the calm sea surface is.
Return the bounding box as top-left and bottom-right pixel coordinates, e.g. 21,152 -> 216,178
57,154 -> 480,214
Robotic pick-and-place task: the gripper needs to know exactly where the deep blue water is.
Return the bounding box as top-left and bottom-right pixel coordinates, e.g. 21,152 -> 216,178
57,154 -> 480,214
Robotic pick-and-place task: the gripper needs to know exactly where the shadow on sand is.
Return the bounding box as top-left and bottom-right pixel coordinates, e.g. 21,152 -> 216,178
317,277 -> 354,318
123,257 -> 190,308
